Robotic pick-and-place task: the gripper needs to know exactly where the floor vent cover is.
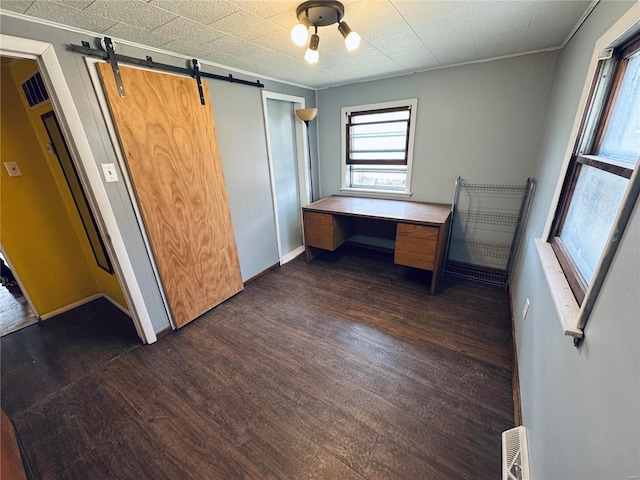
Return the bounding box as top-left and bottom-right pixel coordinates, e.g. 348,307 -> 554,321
502,425 -> 530,480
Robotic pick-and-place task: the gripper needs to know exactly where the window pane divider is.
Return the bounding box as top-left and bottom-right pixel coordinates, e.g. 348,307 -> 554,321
351,149 -> 407,153
349,106 -> 410,117
347,159 -> 408,165
348,119 -> 409,127
576,154 -> 634,178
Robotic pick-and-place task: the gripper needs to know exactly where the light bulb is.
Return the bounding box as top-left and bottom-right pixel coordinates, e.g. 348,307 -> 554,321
290,22 -> 308,46
305,32 -> 319,64
338,21 -> 361,52
344,31 -> 361,51
304,48 -> 319,64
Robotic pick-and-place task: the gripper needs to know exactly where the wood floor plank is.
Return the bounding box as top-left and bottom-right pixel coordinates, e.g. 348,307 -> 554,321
1,246 -> 515,479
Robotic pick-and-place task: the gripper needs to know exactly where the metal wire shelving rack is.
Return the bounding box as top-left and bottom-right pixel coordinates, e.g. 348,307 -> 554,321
445,177 -> 535,288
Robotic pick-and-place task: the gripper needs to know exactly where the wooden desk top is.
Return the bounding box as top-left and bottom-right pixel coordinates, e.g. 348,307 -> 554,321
303,195 -> 451,226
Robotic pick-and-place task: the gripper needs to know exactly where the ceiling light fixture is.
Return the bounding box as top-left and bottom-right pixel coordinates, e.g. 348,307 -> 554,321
291,1 -> 361,64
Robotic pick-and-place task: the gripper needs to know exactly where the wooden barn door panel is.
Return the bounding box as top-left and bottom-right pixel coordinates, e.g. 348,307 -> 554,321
97,63 -> 243,328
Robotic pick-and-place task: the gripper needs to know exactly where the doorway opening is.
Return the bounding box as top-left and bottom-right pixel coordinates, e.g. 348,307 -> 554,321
0,249 -> 37,336
0,33 -> 157,343
0,55 -> 128,335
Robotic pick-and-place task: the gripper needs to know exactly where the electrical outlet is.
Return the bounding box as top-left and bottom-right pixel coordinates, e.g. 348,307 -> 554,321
522,298 -> 530,320
101,163 -> 119,183
4,162 -> 22,177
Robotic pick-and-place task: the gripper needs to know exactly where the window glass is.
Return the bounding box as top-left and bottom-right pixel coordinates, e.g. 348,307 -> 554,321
349,165 -> 407,190
560,164 -> 629,283
350,122 -> 408,161
598,52 -> 640,165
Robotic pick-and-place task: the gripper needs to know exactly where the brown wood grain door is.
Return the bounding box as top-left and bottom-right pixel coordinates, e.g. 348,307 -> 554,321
97,63 -> 243,328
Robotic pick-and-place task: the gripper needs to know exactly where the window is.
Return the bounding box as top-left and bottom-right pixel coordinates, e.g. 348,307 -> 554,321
341,99 -> 417,195
550,37 -> 639,305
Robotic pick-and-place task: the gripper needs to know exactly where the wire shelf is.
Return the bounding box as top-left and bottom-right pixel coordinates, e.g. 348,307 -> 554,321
449,239 -> 511,259
455,210 -> 519,227
445,261 -> 508,287
457,183 -> 527,191
445,177 -> 535,288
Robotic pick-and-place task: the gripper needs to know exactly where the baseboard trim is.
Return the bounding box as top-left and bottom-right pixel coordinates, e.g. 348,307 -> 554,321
102,294 -> 130,316
281,246 -> 305,264
155,326 -> 172,339
40,293 -> 102,320
40,293 -> 131,320
244,262 -> 280,287
508,287 -> 523,426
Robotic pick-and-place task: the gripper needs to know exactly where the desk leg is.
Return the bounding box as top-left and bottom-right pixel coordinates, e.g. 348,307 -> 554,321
305,245 -> 325,263
430,216 -> 451,294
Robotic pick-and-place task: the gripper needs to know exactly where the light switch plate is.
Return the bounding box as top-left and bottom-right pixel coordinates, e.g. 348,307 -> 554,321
4,162 -> 22,177
101,163 -> 119,183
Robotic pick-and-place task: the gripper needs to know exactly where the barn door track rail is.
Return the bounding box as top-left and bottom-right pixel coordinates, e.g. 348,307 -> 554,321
69,37 -> 264,104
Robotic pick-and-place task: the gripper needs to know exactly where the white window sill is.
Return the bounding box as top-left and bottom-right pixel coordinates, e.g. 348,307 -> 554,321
339,187 -> 412,199
535,238 -> 583,338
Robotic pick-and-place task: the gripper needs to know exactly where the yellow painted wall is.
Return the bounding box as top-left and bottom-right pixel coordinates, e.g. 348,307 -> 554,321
0,60 -> 123,315
7,60 -> 127,309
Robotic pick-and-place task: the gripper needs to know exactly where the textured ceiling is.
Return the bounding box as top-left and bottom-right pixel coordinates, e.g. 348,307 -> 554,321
1,0 -> 594,88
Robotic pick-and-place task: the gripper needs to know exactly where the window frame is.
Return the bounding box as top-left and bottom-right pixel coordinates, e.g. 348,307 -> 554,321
549,38 -> 639,305
340,98 -> 418,197
536,12 -> 640,342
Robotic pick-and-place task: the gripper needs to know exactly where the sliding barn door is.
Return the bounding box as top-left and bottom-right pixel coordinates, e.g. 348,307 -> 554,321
97,63 -> 243,328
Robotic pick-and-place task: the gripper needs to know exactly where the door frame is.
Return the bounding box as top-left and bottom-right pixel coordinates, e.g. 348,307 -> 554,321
261,91 -> 310,264
0,34 -> 157,343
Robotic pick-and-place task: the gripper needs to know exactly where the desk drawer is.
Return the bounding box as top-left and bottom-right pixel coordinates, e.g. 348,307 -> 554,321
394,223 -> 438,270
304,211 -> 351,251
305,212 -> 333,226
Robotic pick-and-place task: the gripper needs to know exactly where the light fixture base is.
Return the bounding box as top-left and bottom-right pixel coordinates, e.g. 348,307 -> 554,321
296,0 -> 345,27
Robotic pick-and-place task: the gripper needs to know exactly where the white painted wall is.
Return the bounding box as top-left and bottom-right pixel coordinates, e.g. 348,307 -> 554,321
316,51 -> 559,203
510,1 -> 640,478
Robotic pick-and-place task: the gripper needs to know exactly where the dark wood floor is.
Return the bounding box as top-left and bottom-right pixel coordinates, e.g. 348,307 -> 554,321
1,246 -> 514,479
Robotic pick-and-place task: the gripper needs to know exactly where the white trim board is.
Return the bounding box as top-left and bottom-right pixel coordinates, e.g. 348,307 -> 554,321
0,33 -> 157,344
39,293 -> 102,320
261,91 -> 310,265
281,246 -> 305,265
103,293 -> 131,316
39,293 -> 131,321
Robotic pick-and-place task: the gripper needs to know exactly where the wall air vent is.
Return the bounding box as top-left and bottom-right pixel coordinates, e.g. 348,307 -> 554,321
502,426 -> 531,480
21,71 -> 49,107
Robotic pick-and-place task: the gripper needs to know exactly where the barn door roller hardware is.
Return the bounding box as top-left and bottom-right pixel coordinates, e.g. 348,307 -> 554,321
70,38 -> 264,104
192,59 -> 205,106
102,37 -> 125,97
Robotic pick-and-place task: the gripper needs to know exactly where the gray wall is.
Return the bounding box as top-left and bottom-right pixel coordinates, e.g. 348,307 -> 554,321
0,14 -> 316,333
509,1 -> 639,479
316,51 -> 559,203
